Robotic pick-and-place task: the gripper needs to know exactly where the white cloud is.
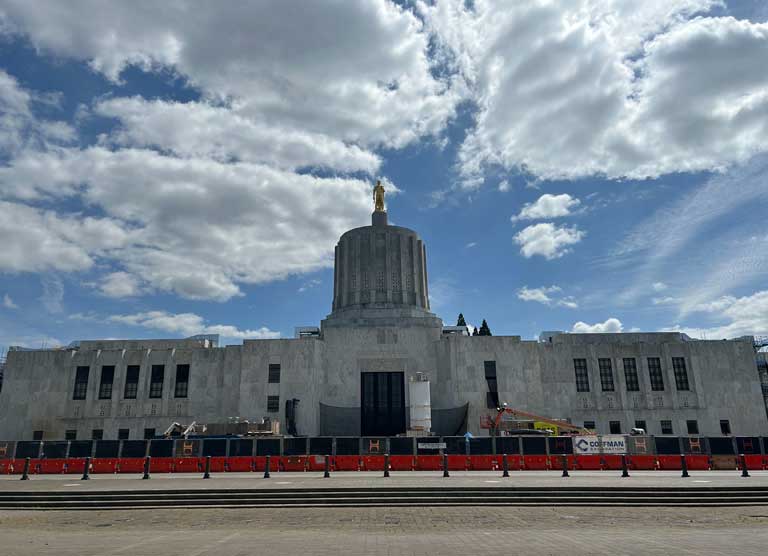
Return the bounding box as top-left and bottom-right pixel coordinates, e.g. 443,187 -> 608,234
572,318 -> 624,333
513,223 -> 585,259
512,193 -> 581,221
98,271 -> 142,298
497,180 -> 510,192
420,1 -> 768,185
2,293 -> 18,309
39,275 -> 63,314
667,290 -> 768,339
108,310 -> 280,340
298,279 -> 321,293
465,242 -> 477,248
517,285 -> 578,308
652,282 -> 668,292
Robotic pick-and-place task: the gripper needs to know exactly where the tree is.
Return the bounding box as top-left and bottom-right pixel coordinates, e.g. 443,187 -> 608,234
479,319 -> 492,336
456,313 -> 467,327
472,326 -> 479,336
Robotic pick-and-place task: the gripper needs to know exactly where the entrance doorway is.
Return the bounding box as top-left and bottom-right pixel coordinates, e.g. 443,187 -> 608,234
361,372 -> 405,436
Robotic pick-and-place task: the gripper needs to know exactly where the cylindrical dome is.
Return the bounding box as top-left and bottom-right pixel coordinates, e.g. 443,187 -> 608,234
331,212 -> 431,314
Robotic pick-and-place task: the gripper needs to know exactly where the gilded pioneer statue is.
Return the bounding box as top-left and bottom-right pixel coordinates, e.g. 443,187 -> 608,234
373,179 -> 385,212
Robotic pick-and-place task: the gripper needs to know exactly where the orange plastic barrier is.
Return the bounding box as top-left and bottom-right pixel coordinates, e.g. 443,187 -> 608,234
173,458 -> 201,473
360,455 -> 385,471
307,455 -> 329,472
602,455 -> 624,470
333,455 -> 360,471
656,455 -> 683,470
468,455 -> 497,470
547,454 -> 577,470
226,456 -> 254,472
388,455 -> 414,471
686,454 -> 710,470
710,455 -> 737,470
38,459 -> 67,474
522,455 -> 548,470
281,456 -> 308,472
0,460 -> 12,474
629,455 -> 657,470
252,456 -> 268,472
446,455 -> 468,471
91,458 -> 118,474
414,455 -> 442,471
149,457 -> 174,473
574,455 -> 602,470
118,458 -> 146,473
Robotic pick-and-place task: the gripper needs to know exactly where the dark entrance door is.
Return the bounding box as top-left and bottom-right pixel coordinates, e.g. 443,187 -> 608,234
361,372 -> 405,436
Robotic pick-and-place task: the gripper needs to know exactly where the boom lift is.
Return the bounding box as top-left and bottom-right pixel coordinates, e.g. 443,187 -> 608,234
480,403 -> 594,436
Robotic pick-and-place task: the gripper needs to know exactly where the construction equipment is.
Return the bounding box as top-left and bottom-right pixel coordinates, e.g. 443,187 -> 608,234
162,421 -> 206,438
480,403 -> 594,436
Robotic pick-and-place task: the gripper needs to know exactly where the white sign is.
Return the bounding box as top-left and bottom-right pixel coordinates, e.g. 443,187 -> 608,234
573,435 -> 627,454
417,442 -> 446,450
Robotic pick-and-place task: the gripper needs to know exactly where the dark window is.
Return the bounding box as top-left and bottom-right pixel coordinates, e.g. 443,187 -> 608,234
174,364 -> 190,398
720,419 -> 731,435
73,366 -> 89,400
647,357 -> 665,391
623,358 -> 639,391
65,429 -> 77,440
609,421 -> 621,434
485,391 -> 499,409
634,420 -> 647,432
124,365 -> 139,399
574,359 -> 589,392
268,364 -> 281,383
267,395 -> 280,413
484,360 -> 497,379
98,366 -> 115,399
32,430 -> 43,440
598,358 -> 614,391
686,420 -> 699,435
149,365 -> 164,398
143,428 -> 156,439
660,420 -> 673,435
91,429 -> 103,440
484,360 -> 498,407
672,357 -> 690,391
584,420 -> 596,430
118,429 -> 129,440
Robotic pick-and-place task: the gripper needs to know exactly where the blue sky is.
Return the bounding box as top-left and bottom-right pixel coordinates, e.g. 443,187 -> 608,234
0,0 -> 767,350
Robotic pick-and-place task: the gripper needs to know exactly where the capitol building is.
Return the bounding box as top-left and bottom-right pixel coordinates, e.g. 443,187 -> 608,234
0,184 -> 766,441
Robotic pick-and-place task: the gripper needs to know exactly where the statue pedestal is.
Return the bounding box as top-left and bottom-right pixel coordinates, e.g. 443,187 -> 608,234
372,211 -> 388,227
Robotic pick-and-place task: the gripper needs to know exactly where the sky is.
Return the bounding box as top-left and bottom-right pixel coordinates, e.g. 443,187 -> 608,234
0,0 -> 767,350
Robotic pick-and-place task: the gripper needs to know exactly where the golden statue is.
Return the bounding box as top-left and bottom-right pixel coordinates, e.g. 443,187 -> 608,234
373,179 -> 385,212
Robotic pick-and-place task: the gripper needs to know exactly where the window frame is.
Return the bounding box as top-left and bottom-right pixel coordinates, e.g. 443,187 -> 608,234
73,366 -> 90,400
720,419 -> 731,435
267,395 -> 280,413
65,429 -> 77,441
91,429 -> 104,441
583,420 -> 596,430
686,420 -> 699,435
124,365 -> 140,399
98,365 -> 115,400
174,364 -> 190,398
598,358 -> 615,392
149,364 -> 165,399
118,428 -> 129,440
623,358 -> 640,391
609,421 -> 622,434
574,359 -> 590,392
647,357 -> 665,391
268,363 -> 281,384
634,420 -> 647,432
672,357 -> 690,391
660,420 -> 673,435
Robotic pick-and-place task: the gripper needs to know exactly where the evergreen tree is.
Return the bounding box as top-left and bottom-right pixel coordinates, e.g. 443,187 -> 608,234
457,313 -> 467,327
479,319 -> 492,336
472,326 -> 478,336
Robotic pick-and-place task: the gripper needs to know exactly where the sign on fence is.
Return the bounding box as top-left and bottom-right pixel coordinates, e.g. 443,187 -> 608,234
573,435 -> 627,454
417,442 -> 446,450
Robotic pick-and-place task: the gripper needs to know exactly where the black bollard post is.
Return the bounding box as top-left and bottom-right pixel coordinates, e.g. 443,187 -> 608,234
142,455 -> 151,480
324,455 -> 330,478
81,456 -> 91,481
740,454 -> 750,478
561,455 -> 570,478
203,455 -> 211,479
264,455 -> 271,479
502,453 -> 510,478
442,453 -> 450,478
621,454 -> 630,478
383,453 -> 390,477
680,454 -> 689,478
20,457 -> 30,481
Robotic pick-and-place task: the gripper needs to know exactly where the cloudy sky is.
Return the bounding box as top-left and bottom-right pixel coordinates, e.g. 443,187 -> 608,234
0,0 -> 767,349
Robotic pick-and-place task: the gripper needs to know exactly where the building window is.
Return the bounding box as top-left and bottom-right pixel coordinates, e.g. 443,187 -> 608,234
149,365 -> 164,398
65,429 -> 77,441
623,358 -> 639,391
647,357 -> 665,391
174,364 -> 190,398
268,364 -> 281,384
660,420 -> 673,435
118,428 -> 129,440
98,365 -> 115,399
32,430 -> 43,441
598,358 -> 614,391
584,420 -> 596,430
672,357 -> 690,391
634,420 -> 647,432
267,395 -> 280,413
124,365 -> 140,399
686,420 -> 699,435
73,366 -> 89,400
484,360 -> 499,408
720,420 -> 731,435
144,428 -> 156,439
609,421 -> 621,434
92,429 -> 104,440
574,359 -> 590,392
